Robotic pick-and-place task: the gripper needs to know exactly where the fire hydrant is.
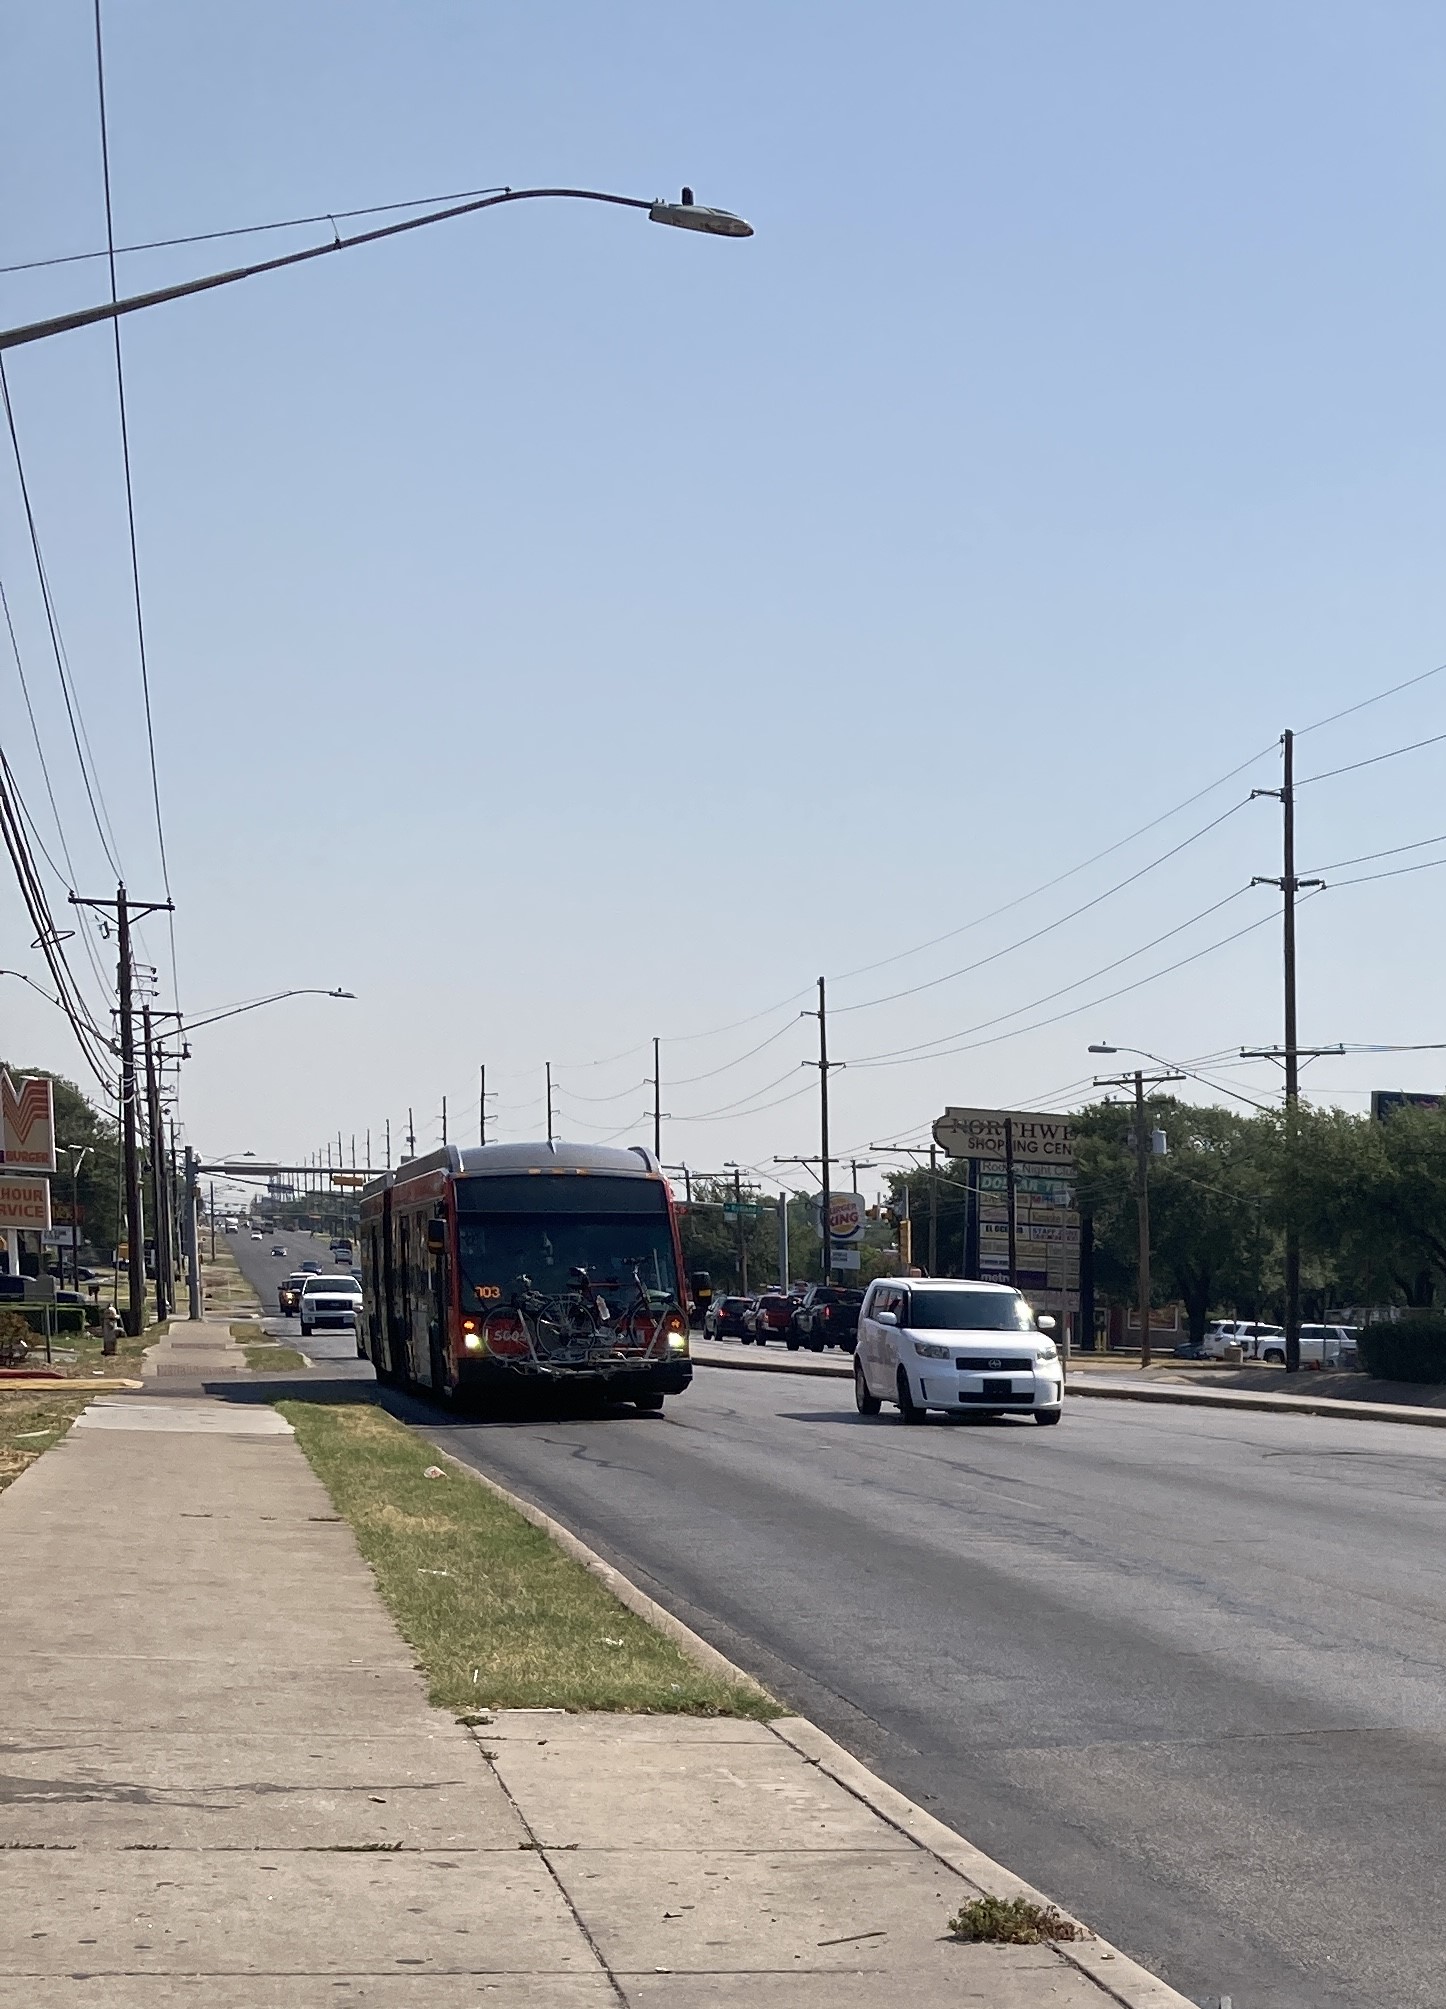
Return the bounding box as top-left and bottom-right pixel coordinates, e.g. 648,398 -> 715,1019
101,1303 -> 120,1357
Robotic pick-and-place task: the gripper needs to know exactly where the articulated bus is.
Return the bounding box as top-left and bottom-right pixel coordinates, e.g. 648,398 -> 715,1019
358,1141 -> 693,1408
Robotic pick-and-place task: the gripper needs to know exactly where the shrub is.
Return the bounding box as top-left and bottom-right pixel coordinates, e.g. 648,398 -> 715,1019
6,1305 -> 86,1338
947,1895 -> 1086,1944
1357,1316 -> 1446,1384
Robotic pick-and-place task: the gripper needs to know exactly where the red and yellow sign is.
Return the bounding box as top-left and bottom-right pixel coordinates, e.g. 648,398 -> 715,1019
0,1175 -> 51,1232
1,1072 -> 56,1172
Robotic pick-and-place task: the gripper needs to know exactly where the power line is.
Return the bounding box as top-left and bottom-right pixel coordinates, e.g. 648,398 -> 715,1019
834,798 -> 1253,1018
93,0 -> 180,1017
1298,730 -> 1446,789
0,184 -> 512,278
1297,658 -> 1446,738
848,892 -> 1316,1073
0,358 -> 123,875
1302,830 -> 1446,875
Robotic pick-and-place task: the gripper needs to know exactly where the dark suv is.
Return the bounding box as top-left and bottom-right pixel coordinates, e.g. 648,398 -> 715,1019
791,1285 -> 865,1353
704,1295 -> 754,1341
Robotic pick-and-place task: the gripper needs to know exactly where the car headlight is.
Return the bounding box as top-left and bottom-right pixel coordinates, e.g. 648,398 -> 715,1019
1036,1342 -> 1058,1362
913,1340 -> 951,1360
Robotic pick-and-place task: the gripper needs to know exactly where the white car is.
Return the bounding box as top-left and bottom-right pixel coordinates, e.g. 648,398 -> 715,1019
854,1278 -> 1064,1425
1202,1320 -> 1280,1359
298,1274 -> 363,1339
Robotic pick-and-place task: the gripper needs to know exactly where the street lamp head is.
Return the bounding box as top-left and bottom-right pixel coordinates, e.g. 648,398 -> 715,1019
649,188 -> 753,238
329,989 -> 356,999
1088,1043 -> 1118,1054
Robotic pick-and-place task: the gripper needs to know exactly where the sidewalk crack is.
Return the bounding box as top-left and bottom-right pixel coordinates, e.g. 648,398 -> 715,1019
465,1725 -> 626,2004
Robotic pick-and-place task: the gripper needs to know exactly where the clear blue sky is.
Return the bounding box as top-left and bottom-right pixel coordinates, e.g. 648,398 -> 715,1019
3,1 -> 1446,1195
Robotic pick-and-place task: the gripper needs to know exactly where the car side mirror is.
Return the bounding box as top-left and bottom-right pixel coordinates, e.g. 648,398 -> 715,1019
1037,1314 -> 1056,1332
425,1219 -> 447,1255
875,1309 -> 897,1327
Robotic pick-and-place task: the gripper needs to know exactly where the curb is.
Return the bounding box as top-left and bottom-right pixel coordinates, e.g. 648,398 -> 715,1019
1067,1379 -> 1446,1428
697,1347 -> 1446,1428
425,1437 -> 1190,2007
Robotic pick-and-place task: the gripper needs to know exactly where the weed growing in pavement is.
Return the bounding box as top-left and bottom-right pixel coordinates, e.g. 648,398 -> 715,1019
947,1895 -> 1087,1944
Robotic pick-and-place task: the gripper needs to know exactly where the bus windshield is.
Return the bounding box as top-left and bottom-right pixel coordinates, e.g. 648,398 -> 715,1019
458,1216 -> 680,1312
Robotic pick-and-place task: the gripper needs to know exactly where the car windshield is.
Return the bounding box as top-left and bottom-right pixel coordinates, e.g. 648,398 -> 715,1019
458,1214 -> 681,1314
903,1289 -> 1037,1331
303,1277 -> 359,1294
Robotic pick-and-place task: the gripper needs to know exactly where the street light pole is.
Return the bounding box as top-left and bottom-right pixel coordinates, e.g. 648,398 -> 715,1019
0,186 -> 753,355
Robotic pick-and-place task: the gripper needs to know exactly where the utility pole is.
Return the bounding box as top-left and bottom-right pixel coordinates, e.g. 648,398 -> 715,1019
184,1145 -> 201,1319
141,1005 -> 169,1320
928,1140 -> 938,1276
406,1108 -> 416,1158
802,978 -> 842,1279
1091,1064 -> 1183,1368
1249,729 -> 1327,1374
479,1065 -> 496,1147
545,1064 -> 555,1146
385,1118 -> 392,1170
441,1095 -> 448,1147
777,1190 -> 789,1289
1003,1117 -> 1017,1290
209,1180 -> 216,1261
732,1166 -> 748,1293
652,1038 -> 662,1161
71,885 -> 171,1336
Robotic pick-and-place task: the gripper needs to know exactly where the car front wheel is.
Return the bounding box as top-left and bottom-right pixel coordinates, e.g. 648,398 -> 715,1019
1034,1407 -> 1063,1426
854,1358 -> 881,1415
896,1366 -> 924,1424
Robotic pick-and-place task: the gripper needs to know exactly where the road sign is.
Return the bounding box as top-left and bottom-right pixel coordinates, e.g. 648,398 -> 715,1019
723,1204 -> 767,1220
828,1246 -> 861,1270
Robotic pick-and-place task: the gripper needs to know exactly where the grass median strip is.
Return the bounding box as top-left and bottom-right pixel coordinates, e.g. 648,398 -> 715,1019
0,1391 -> 91,1494
243,1344 -> 307,1372
280,1399 -> 775,1719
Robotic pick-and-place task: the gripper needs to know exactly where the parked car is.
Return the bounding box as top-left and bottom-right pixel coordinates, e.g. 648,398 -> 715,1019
743,1291 -> 797,1344
791,1284 -> 865,1353
703,1295 -> 754,1340
278,1272 -> 313,1315
1268,1323 -> 1355,1368
1203,1320 -> 1283,1359
854,1278 -> 1064,1423
298,1274 -> 363,1339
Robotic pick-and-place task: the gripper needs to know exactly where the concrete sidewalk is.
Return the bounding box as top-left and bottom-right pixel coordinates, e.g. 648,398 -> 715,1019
0,1370 -> 1187,2006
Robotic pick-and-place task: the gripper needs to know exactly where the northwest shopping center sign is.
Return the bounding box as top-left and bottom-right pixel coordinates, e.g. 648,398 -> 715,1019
932,1108 -> 1078,1300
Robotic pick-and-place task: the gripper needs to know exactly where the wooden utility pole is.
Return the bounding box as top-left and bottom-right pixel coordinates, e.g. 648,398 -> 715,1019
545,1065 -> 555,1146
652,1038 -> 662,1161
141,1005 -> 168,1319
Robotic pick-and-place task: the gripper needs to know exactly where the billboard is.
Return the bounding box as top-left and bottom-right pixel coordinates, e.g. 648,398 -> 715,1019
932,1107 -> 1074,1168
1371,1090 -> 1444,1122
0,1175 -> 51,1233
0,1072 -> 56,1172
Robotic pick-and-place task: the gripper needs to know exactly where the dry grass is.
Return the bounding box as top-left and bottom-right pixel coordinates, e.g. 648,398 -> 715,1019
0,1391 -> 91,1493
280,1399 -> 775,1719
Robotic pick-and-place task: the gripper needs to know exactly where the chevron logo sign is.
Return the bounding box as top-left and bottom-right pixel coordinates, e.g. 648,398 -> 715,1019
1,1071 -> 56,1171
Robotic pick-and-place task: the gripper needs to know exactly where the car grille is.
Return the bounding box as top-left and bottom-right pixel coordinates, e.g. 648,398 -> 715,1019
955,1389 -> 1036,1405
955,1355 -> 1034,1371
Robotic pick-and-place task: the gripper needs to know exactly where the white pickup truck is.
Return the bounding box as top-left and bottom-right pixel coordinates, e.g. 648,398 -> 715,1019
1205,1320 -> 1356,1366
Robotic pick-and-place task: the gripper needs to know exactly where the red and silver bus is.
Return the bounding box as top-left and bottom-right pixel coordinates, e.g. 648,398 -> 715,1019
358,1141 -> 693,1408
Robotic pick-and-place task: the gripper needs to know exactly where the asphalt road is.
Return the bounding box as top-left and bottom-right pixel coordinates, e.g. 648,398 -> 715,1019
224,1226 -> 366,1362
419,1366 -> 1446,2009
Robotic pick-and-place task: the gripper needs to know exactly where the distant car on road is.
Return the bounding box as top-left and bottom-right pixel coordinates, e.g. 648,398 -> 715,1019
278,1271 -> 312,1315
791,1285 -> 865,1353
250,1230 -> 263,1242
271,1245 -> 287,1258
703,1295 -> 753,1341
854,1277 -> 1064,1423
298,1274 -> 363,1339
743,1291 -> 796,1344
299,1260 -> 321,1274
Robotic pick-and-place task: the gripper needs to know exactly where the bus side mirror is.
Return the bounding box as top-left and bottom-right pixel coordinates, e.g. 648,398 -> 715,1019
426,1219 -> 447,1255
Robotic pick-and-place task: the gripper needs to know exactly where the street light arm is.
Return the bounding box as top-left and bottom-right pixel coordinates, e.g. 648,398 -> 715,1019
0,186 -> 750,354
183,988 -> 354,1033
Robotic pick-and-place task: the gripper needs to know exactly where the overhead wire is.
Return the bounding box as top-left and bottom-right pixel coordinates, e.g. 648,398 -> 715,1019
1298,729 -> 1446,789
92,0 -> 180,1016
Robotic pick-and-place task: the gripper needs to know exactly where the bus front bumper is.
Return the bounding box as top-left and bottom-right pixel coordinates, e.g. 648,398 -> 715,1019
453,1355 -> 693,1398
